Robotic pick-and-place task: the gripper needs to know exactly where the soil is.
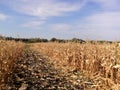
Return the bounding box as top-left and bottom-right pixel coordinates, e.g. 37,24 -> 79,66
2,47 -> 92,90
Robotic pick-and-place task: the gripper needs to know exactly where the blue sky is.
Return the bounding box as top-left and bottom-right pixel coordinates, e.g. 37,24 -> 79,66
0,0 -> 120,41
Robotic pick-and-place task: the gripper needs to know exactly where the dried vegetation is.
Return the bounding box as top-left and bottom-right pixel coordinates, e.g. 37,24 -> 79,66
0,40 -> 120,90
0,40 -> 24,88
31,42 -> 120,90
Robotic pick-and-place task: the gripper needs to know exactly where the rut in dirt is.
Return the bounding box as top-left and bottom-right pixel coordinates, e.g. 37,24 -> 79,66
3,48 -> 84,90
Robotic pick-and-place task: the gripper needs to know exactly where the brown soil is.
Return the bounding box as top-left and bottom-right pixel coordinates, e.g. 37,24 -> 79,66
2,48 -> 92,90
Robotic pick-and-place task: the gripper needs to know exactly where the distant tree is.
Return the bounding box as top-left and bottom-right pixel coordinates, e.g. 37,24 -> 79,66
71,38 -> 85,43
5,37 -> 13,40
41,39 -> 48,42
50,38 -> 57,42
57,39 -> 66,43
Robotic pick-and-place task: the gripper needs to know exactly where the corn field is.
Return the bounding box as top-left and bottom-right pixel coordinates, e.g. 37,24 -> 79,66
31,42 -> 120,89
0,40 -> 120,89
0,40 -> 24,87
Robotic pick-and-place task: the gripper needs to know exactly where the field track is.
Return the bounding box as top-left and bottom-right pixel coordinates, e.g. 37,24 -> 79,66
1,42 -> 120,90
2,47 -> 87,90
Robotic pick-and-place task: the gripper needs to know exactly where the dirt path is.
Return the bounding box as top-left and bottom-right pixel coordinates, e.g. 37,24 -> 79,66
3,47 -> 88,90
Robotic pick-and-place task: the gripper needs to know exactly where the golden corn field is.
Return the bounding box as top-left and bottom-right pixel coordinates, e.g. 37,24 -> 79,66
0,40 -> 24,88
0,40 -> 120,90
31,42 -> 120,90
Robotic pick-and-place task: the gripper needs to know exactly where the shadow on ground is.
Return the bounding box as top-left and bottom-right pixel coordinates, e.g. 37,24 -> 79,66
3,48 -> 85,90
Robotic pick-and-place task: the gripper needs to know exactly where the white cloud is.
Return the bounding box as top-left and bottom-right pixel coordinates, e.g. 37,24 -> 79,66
81,12 -> 120,29
49,23 -> 72,31
1,0 -> 86,19
90,0 -> 120,10
0,13 -> 8,21
77,12 -> 120,40
47,11 -> 120,40
23,21 -> 45,29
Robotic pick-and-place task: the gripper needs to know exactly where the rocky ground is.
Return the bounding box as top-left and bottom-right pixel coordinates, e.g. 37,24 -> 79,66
2,47 -> 94,90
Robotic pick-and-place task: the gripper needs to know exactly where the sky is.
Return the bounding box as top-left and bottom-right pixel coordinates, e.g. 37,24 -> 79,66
0,0 -> 120,41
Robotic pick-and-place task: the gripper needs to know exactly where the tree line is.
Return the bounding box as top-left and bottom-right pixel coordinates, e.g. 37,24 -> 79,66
0,35 -> 116,44
0,35 -> 85,43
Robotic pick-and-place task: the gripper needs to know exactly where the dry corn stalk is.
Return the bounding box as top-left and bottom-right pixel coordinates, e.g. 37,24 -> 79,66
31,42 -> 120,89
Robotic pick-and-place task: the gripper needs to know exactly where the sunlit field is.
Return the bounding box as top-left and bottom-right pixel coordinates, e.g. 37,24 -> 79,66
0,40 -> 24,88
31,42 -> 120,89
0,40 -> 120,89
1,0 -> 120,89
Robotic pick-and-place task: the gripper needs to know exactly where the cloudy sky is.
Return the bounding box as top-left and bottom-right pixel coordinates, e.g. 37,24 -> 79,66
0,0 -> 120,41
